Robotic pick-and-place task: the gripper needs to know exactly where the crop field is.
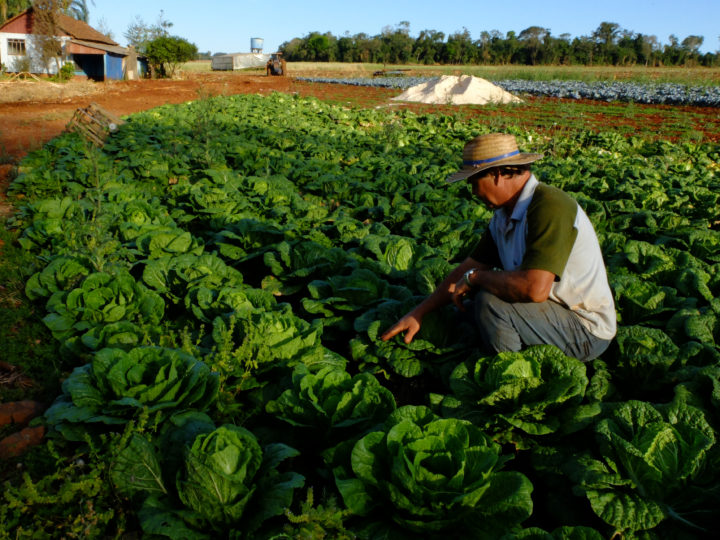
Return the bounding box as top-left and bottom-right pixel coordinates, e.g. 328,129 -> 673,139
0,65 -> 719,538
185,60 -> 720,85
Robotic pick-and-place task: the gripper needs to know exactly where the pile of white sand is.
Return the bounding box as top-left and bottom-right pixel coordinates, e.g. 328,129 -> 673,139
391,75 -> 522,105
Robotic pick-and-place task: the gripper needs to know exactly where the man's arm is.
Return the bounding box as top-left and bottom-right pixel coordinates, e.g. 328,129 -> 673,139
382,259 -> 556,344
380,257 -> 483,343
451,267 -> 555,309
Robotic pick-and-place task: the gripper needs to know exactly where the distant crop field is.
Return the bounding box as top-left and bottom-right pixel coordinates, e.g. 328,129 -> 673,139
183,60 -> 720,86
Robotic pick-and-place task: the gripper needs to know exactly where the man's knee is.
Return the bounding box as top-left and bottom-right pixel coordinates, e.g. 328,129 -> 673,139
473,290 -> 509,321
472,290 -> 521,353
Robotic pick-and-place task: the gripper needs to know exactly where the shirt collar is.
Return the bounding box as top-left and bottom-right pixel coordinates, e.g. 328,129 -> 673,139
502,174 -> 539,222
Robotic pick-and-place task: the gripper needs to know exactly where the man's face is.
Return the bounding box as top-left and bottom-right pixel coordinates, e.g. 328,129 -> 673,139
467,170 -> 500,208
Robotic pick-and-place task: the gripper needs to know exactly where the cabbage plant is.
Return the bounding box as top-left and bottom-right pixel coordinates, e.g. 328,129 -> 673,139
572,397 -> 719,535
436,345 -> 589,446
25,255 -> 92,301
177,425 -> 304,533
302,267 -> 411,334
210,305 -> 324,380
266,364 -> 396,445
499,526 -> 606,539
142,252 -> 244,301
42,269 -> 165,356
335,405 -> 533,537
350,297 -> 469,378
45,346 -> 219,440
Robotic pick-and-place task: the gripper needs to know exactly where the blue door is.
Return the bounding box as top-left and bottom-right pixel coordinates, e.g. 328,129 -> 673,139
105,53 -> 123,80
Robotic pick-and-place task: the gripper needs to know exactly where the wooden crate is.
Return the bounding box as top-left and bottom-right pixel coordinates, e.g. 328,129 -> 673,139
65,102 -> 125,146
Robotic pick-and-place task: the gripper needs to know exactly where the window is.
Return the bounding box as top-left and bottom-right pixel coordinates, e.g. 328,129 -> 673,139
8,39 -> 26,56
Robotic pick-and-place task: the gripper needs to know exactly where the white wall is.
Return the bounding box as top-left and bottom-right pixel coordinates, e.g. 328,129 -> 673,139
0,32 -> 71,74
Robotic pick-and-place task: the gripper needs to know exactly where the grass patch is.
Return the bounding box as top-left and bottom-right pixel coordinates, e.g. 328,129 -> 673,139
0,219 -> 62,404
181,59 -> 212,72
282,62 -> 720,85
180,60 -> 720,85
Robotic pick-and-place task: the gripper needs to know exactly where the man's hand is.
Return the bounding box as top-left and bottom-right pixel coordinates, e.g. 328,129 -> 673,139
380,313 -> 422,344
450,279 -> 472,311
380,257 -> 482,345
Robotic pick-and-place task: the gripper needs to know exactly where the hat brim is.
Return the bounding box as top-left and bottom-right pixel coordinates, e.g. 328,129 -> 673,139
446,152 -> 544,183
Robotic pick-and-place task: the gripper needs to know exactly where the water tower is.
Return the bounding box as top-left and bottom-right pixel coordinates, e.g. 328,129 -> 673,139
251,38 -> 264,53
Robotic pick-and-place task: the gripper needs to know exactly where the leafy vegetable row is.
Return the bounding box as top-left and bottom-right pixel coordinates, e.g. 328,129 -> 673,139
7,92 -> 720,538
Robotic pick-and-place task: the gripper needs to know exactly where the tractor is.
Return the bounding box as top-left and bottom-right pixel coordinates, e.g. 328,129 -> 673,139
266,52 -> 287,76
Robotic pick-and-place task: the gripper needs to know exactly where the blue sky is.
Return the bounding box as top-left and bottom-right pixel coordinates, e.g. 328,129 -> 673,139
90,0 -> 720,55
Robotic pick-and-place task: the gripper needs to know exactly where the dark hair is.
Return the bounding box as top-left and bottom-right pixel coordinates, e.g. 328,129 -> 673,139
495,164 -> 531,177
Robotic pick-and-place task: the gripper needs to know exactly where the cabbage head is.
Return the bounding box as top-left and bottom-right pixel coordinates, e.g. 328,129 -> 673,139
45,346 -> 219,440
572,396 -> 718,535
335,405 -> 533,536
437,345 -> 589,445
266,364 -> 395,432
177,425 -> 304,532
42,269 -> 164,356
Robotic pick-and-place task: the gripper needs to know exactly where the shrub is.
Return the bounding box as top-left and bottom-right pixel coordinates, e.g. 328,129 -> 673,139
145,35 -> 198,78
53,62 -> 76,82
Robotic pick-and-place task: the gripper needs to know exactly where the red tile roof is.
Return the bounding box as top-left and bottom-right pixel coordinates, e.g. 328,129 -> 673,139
0,8 -> 117,46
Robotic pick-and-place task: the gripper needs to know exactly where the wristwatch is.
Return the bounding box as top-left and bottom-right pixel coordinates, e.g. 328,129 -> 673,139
463,268 -> 478,288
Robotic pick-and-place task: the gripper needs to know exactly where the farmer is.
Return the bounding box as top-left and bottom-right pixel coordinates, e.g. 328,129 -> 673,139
381,133 -> 616,362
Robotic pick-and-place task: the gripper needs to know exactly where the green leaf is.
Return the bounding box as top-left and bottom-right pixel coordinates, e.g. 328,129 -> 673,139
138,495 -> 210,540
586,489 -> 665,531
110,433 -> 168,496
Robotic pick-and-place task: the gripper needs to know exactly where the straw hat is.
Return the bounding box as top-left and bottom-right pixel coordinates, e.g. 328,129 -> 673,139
446,133 -> 543,183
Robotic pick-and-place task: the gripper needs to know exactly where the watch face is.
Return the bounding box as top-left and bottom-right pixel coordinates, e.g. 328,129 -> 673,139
464,269 -> 475,287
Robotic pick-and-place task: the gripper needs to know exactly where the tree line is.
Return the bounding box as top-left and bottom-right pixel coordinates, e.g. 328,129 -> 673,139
3,4 -> 717,69
1,0 -> 89,23
279,21 -> 719,67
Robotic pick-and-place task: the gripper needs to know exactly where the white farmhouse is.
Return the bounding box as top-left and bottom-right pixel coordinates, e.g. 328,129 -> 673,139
0,8 -> 145,80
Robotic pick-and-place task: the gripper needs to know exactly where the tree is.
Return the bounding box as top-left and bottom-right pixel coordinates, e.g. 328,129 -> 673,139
124,10 -> 173,54
554,33 -> 573,64
633,33 -> 659,66
274,21 -> 719,68
32,0 -> 63,74
413,29 -> 444,64
337,33 -> 356,62
572,36 -> 595,65
443,27 -> 474,64
663,34 -> 685,65
60,0 -> 91,22
679,35 -> 704,66
681,35 -> 704,54
592,21 -> 621,63
518,26 -> 549,64
145,35 -> 197,78
593,21 -> 621,47
279,37 -> 305,61
1,0 -> 32,23
93,16 -> 113,40
496,30 -> 520,64
379,22 -> 413,64
353,32 -> 380,63
305,32 -> 331,61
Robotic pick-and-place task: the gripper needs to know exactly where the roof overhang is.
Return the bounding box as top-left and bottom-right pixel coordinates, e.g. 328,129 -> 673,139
68,39 -> 129,56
